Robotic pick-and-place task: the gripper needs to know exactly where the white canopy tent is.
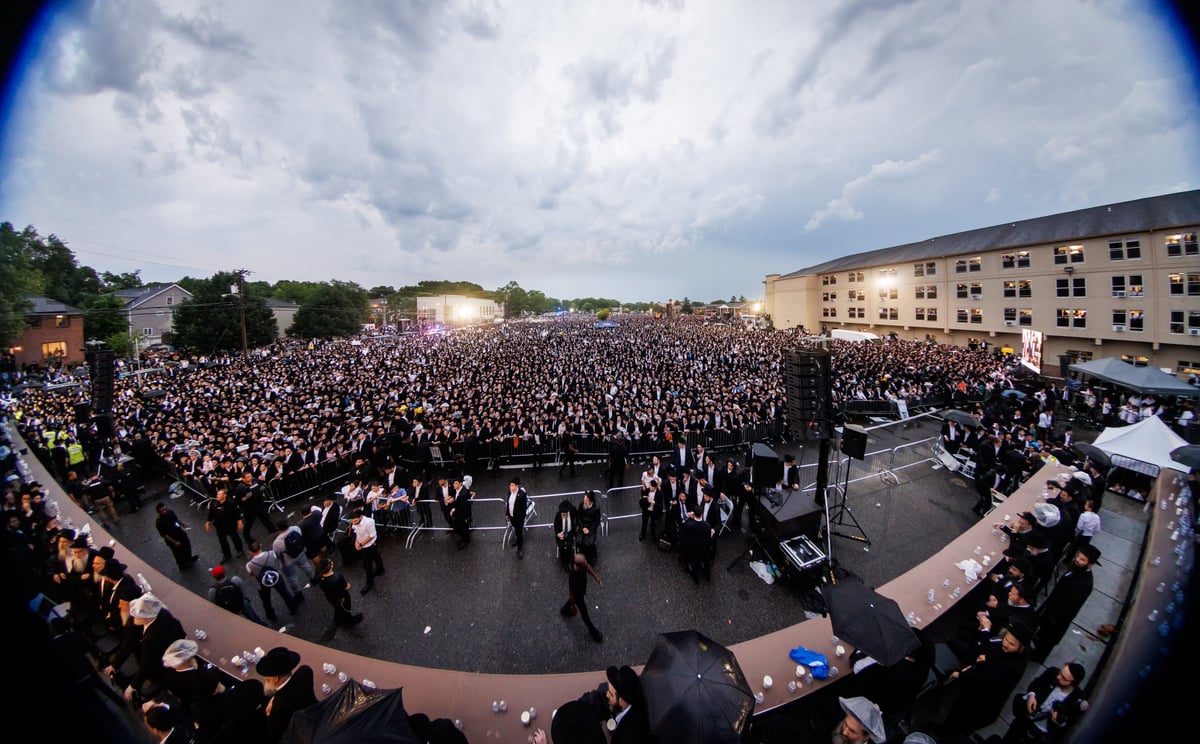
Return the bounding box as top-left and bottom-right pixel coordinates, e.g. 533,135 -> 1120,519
1093,416 -> 1190,476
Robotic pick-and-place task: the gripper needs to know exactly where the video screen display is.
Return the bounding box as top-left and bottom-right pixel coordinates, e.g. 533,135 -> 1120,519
1021,328 -> 1043,375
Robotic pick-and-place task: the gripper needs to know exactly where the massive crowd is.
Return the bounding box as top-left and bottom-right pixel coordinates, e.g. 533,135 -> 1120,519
4,313 -> 1190,743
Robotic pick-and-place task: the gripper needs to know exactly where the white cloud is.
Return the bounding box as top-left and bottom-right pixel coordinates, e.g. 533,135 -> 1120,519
1,0 -> 1197,302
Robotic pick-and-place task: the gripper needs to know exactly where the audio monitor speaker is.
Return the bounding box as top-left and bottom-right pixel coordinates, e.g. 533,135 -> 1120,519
841,424 -> 868,460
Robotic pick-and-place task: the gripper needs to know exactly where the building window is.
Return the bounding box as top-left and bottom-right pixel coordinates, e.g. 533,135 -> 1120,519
1054,244 -> 1085,264
1056,278 -> 1086,297
1057,309 -> 1087,328
1018,280 -> 1031,298
1111,276 -> 1126,296
914,262 -> 937,277
877,287 -> 898,301
956,308 -> 969,324
853,289 -> 867,301
1067,349 -> 1094,363
142,327 -> 155,336
54,315 -> 69,327
925,285 -> 937,299
955,258 -> 968,273
166,296 -> 174,306
822,274 -> 837,285
969,283 -> 982,300
915,308 -> 926,321
42,342 -> 67,358
1130,310 -> 1144,332
1178,359 -> 1200,376
967,257 -> 981,272
1019,309 -> 1032,326
1128,275 -> 1144,296
956,284 -> 969,299
878,307 -> 897,320
848,307 -> 865,318
822,292 -> 837,302
914,262 -> 925,277
1004,307 -> 1017,323
1112,309 -> 1127,326
1109,239 -> 1141,261
28,316 -> 41,327
1191,273 -> 1200,296
1171,310 -> 1185,334
926,307 -> 938,322
970,308 -> 983,324
1001,251 -> 1031,269
822,307 -> 837,318
1003,281 -> 1016,298
1166,232 -> 1199,257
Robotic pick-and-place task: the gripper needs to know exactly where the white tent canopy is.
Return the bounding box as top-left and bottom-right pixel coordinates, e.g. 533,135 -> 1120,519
1093,416 -> 1190,476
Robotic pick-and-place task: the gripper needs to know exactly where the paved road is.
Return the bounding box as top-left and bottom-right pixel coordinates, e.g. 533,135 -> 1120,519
99,417 -> 997,674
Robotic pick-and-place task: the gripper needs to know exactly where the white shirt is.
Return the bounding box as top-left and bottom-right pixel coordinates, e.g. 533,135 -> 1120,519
353,516 -> 377,549
1075,511 -> 1101,537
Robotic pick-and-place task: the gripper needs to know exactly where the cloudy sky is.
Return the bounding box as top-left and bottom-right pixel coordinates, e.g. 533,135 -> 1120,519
1,0 -> 1198,303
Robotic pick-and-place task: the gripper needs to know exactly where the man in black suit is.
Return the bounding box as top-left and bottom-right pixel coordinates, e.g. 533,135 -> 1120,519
449,476 -> 473,549
669,437 -> 694,473
298,506 -> 326,565
505,477 -> 529,559
1032,545 -> 1098,663
942,622 -> 1033,737
410,474 -> 434,527
605,665 -> 651,744
1004,662 -> 1088,743
255,646 -> 317,744
105,593 -> 186,702
680,509 -> 714,584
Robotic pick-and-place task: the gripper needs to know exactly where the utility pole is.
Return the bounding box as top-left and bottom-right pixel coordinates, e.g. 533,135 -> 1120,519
235,269 -> 249,357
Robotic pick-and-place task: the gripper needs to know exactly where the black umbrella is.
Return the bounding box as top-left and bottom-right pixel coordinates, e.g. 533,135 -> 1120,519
820,580 -> 920,667
1170,445 -> 1200,470
282,680 -> 420,744
1073,442 -> 1112,469
942,409 -> 981,429
641,630 -> 754,744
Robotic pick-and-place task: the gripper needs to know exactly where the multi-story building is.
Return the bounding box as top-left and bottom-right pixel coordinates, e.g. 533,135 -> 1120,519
10,297 -> 86,367
415,295 -> 502,326
112,284 -> 193,347
765,190 -> 1200,377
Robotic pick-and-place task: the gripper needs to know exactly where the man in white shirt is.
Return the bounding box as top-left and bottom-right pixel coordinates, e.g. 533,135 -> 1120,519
350,508 -> 383,595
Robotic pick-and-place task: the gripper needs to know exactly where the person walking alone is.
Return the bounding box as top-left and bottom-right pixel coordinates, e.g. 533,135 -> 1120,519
349,508 -> 384,595
315,558 -> 363,641
560,553 -> 604,643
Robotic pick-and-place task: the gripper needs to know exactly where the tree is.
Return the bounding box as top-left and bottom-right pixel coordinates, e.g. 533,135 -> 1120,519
172,272 -> 277,354
81,293 -> 127,342
101,270 -> 143,290
0,222 -> 42,349
596,308 -> 611,321
288,281 -> 368,338
105,330 -> 137,358
680,297 -> 694,314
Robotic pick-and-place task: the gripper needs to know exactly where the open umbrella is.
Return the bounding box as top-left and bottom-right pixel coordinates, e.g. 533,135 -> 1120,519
1001,389 -> 1027,400
1170,444 -> 1200,470
641,630 -> 754,744
820,580 -> 920,667
282,680 -> 420,744
942,410 -> 981,429
1073,442 -> 1112,469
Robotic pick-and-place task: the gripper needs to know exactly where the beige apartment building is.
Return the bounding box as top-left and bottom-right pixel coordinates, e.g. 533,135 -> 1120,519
764,190 -> 1200,377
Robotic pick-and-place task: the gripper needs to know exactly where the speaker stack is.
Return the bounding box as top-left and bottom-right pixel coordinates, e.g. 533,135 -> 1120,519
782,348 -> 833,441
86,347 -> 116,414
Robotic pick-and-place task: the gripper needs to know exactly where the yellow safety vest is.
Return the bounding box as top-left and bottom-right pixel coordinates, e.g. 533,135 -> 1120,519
67,443 -> 85,465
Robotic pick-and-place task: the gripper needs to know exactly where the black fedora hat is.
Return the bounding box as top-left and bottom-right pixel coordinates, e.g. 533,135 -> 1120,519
255,646 -> 301,677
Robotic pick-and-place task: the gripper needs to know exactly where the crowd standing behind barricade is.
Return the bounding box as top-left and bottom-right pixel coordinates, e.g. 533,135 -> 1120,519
4,315 -> 1195,743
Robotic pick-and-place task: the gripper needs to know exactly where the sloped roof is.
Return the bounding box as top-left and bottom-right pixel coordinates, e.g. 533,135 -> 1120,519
265,298 -> 300,309
785,189 -> 1200,277
113,284 -> 192,308
25,296 -> 83,315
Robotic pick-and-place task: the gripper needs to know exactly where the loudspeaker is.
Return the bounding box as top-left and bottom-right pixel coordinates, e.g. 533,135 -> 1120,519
751,442 -> 781,487
783,348 -> 833,440
86,347 -> 116,414
73,402 -> 91,424
841,424 -> 868,460
91,414 -> 114,439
